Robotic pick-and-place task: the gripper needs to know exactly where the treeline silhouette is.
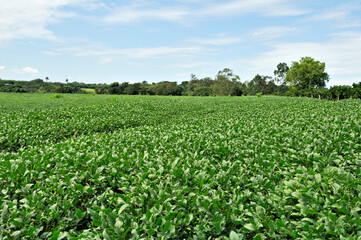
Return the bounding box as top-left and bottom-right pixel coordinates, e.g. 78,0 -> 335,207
1,68 -> 361,100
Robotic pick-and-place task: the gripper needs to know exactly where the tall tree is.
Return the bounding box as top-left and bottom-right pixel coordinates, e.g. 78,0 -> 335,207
273,62 -> 289,84
247,74 -> 272,95
285,57 -> 329,90
212,68 -> 240,96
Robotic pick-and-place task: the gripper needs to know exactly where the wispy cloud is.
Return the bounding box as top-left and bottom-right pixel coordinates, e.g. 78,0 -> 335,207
239,31 -> 361,85
0,0 -> 96,41
0,66 -> 5,70
306,2 -> 361,28
102,0 -> 308,24
186,26 -> 297,47
98,57 -> 114,64
188,35 -> 242,46
13,67 -> 39,74
103,6 -> 189,24
45,45 -> 206,59
250,26 -> 298,41
200,0 -> 307,17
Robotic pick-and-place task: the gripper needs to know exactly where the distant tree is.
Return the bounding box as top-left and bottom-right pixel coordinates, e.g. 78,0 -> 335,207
186,74 -> 200,94
66,79 -> 69,84
95,86 -> 108,94
119,82 -> 129,94
353,88 -> 361,99
212,68 -> 240,96
285,57 -> 329,90
190,74 -> 198,81
318,88 -> 330,100
45,77 -> 49,82
193,86 -> 213,96
169,85 -> 184,96
246,74 -> 272,95
352,82 -> 361,89
274,62 -> 289,84
230,81 -> 245,96
181,81 -> 189,87
352,82 -> 361,99
186,76 -> 215,95
148,81 -> 181,95
329,85 -> 352,100
109,82 -> 120,94
125,83 -> 141,95
31,78 -> 44,84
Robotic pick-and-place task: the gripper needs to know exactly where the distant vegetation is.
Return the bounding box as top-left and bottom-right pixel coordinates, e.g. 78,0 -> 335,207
1,57 -> 361,100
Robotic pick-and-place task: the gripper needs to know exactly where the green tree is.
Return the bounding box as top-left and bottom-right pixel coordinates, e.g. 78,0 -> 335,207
95,86 -> 108,94
273,62 -> 289,84
193,86 -> 213,96
109,82 -> 121,94
285,57 -> 329,90
125,83 -> 141,95
212,68 -> 240,96
246,74 -> 272,95
329,85 -> 353,100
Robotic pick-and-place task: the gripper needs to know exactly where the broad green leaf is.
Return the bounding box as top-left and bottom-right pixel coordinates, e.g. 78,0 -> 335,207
230,231 -> 240,240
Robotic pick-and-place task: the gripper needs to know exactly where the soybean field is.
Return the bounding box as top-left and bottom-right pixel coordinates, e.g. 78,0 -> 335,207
1,93 -> 361,239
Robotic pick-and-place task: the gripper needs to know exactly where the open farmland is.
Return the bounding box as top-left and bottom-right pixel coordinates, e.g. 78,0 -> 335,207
1,93 -> 361,239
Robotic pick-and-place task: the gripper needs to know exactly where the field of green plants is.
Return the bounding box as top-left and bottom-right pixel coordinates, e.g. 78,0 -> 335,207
1,93 -> 361,239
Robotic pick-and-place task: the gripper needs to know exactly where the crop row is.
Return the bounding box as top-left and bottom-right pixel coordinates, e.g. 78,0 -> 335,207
0,97 -> 224,152
1,96 -> 361,239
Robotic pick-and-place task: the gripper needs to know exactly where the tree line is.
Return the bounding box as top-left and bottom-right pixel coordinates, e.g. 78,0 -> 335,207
0,79 -> 106,94
1,56 -> 361,100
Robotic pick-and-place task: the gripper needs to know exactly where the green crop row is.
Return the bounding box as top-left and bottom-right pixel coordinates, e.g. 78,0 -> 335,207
1,95 -> 361,239
0,96 -> 226,152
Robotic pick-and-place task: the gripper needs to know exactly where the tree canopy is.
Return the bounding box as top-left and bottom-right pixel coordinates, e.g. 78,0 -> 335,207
284,57 -> 329,89
273,62 -> 289,83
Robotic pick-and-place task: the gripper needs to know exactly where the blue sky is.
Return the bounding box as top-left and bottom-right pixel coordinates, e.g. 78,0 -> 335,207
1,0 -> 361,86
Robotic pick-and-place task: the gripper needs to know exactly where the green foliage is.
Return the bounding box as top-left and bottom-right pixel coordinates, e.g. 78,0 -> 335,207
0,79 -> 90,94
1,94 -> 361,239
49,94 -> 63,99
273,62 -> 289,84
329,85 -> 354,100
193,86 -> 213,96
212,68 -> 242,96
2,64 -> 360,100
256,92 -> 262,97
246,75 -> 275,95
285,57 -> 329,90
95,86 -> 108,94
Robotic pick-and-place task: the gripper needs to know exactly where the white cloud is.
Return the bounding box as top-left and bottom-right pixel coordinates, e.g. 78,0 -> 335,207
45,45 -> 206,59
306,3 -> 361,28
0,66 -> 5,70
186,26 -> 297,47
103,0 -> 307,24
239,31 -> 361,86
0,0 -> 90,41
200,0 -> 307,17
99,57 -> 114,64
189,35 -> 242,46
17,67 -> 39,74
103,6 -> 189,23
250,26 -> 298,41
